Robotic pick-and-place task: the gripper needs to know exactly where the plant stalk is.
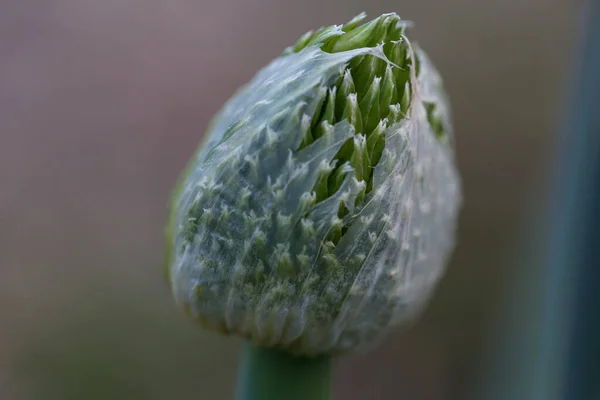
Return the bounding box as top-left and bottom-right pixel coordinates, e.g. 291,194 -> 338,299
236,341 -> 332,400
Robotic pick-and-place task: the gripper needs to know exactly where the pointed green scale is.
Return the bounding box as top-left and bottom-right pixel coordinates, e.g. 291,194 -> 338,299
299,218 -> 316,243
350,134 -> 369,182
316,120 -> 335,147
332,92 -> 362,169
323,87 -> 337,124
341,93 -> 362,134
366,14 -> 399,47
315,119 -> 334,142
305,25 -> 345,49
380,65 -> 397,119
350,55 -> 382,100
389,41 -> 410,87
341,12 -> 367,32
359,76 -> 382,134
288,30 -> 314,54
309,86 -> 328,129
273,244 -> 294,277
326,215 -> 344,244
329,161 -> 353,195
335,69 -> 356,120
354,178 -> 367,207
284,101 -> 307,136
383,17 -> 405,45
325,15 -> 387,53
298,113 -> 314,149
314,87 -> 336,139
400,81 -> 411,113
367,118 -> 387,166
314,160 -> 337,202
388,103 -> 403,124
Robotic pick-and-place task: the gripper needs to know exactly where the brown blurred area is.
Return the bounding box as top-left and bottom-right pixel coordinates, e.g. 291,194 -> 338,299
0,0 -> 580,399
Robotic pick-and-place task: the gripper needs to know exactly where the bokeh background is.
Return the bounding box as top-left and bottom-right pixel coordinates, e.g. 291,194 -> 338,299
0,0 -> 581,399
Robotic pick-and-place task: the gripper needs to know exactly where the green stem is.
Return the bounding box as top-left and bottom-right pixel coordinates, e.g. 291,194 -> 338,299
235,341 -> 332,400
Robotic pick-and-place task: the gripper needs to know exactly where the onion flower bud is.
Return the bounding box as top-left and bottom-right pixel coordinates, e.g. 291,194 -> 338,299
165,12 -> 461,356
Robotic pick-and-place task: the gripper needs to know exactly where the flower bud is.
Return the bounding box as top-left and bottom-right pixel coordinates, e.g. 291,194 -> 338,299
165,12 -> 461,355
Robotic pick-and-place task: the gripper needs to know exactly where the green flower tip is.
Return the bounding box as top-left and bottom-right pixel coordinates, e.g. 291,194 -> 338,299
165,12 -> 461,356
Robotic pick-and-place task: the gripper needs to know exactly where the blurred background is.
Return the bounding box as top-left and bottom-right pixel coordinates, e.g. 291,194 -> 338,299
0,0 -> 582,399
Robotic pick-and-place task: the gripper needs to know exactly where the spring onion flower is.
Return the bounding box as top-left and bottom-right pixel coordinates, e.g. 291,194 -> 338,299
165,12 -> 461,356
